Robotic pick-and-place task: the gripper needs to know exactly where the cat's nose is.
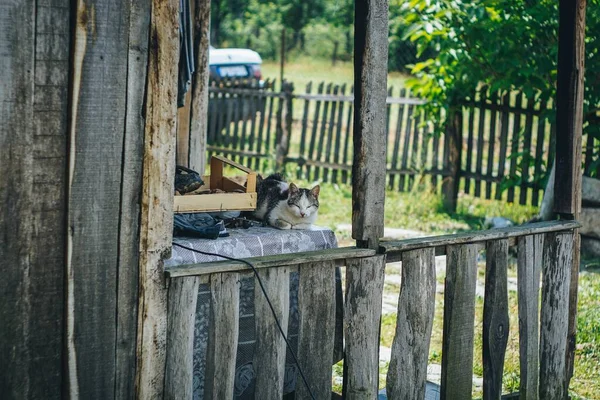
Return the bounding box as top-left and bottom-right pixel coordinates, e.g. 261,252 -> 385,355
300,212 -> 306,217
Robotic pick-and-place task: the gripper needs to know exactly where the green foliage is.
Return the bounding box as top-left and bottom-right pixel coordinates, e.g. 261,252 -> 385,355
400,0 -> 600,137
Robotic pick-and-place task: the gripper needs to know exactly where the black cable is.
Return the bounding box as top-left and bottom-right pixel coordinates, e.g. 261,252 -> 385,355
172,242 -> 317,400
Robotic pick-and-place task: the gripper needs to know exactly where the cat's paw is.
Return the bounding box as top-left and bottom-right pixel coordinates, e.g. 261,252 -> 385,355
272,219 -> 292,230
291,223 -> 312,230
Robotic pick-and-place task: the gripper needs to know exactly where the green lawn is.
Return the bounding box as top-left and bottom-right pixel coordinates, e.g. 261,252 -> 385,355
261,56 -> 408,94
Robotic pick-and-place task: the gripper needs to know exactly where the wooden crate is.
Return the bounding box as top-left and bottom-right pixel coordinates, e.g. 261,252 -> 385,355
173,156 -> 257,213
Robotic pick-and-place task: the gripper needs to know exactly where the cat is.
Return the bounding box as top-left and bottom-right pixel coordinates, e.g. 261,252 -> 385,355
254,173 -> 320,230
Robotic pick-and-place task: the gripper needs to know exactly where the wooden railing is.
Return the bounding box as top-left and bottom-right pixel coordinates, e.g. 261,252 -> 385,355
163,220 -> 579,399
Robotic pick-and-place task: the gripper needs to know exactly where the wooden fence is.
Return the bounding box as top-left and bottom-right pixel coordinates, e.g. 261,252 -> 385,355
163,220 -> 579,399
205,80 -> 598,207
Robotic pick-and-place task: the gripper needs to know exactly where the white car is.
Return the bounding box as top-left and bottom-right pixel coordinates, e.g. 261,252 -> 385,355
209,46 -> 263,80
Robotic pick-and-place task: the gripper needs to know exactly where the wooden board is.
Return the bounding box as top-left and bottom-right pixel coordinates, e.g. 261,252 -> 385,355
254,266 -> 291,399
441,244 -> 478,400
517,235 -> 543,400
539,231 -> 573,399
164,277 -> 200,400
174,192 -> 257,213
483,239 -> 510,400
66,0 -> 133,396
352,0 -> 388,247
344,255 -> 386,400
135,0 -> 179,397
204,273 -> 240,399
0,0 -> 37,397
296,261 -> 337,399
387,249 -> 436,399
166,247 -> 376,277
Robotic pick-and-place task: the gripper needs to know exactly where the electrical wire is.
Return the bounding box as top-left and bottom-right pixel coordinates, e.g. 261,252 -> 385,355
172,242 -> 317,400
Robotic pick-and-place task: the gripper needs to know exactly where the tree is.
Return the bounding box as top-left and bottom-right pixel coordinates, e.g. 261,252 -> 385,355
400,0 -> 600,170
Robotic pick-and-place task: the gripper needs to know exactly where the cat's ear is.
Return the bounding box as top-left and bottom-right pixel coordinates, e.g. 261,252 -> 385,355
289,183 -> 299,194
311,185 -> 320,198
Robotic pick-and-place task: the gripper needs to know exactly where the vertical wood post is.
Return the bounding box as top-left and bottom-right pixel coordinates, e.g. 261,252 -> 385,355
275,82 -> 293,170
352,0 -> 389,249
442,108 -> 462,212
189,0 -> 211,174
135,0 -> 180,397
555,0 -> 586,387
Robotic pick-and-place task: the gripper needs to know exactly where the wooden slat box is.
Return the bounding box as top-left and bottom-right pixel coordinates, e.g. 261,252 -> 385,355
174,156 -> 257,213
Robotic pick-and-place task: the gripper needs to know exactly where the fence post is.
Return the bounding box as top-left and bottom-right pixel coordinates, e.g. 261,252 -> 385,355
442,106 -> 463,212
275,82 -> 293,171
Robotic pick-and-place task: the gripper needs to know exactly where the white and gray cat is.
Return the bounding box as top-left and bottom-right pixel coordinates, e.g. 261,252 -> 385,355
254,173 -> 320,230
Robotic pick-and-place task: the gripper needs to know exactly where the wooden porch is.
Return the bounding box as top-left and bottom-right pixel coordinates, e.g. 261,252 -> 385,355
0,0 -> 587,399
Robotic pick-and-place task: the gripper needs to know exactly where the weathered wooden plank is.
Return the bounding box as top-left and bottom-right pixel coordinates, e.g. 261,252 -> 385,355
440,244 -> 478,400
387,249 -> 436,400
539,231 -> 573,400
508,93 -> 523,203
381,220 -> 580,254
483,239 -> 510,400
517,234 -> 543,400
323,85 -> 340,181
135,0 -> 179,397
189,0 -> 211,174
342,85 -> 354,184
296,261 -> 337,399
164,277 -> 200,400
254,266 -> 291,399
485,91 -> 499,199
465,104 -> 476,194
352,0 -> 388,247
204,273 -> 240,399
531,99 -> 548,205
496,93 -> 510,200
314,83 -> 333,180
0,0 -> 37,397
519,97 -> 536,205
344,255 -> 386,400
556,0 -> 586,385
389,89 -> 407,189
66,0 -> 133,396
399,102 -> 414,192
475,90 -> 487,197
441,109 -> 462,211
176,90 -> 192,166
332,84 -> 347,183
115,0 -> 150,397
166,247 -> 376,277
275,83 -> 293,170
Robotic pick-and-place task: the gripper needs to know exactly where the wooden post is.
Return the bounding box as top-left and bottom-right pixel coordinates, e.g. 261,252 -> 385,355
554,0 -> 586,387
280,29 -> 285,88
275,82 -> 293,170
189,0 -> 211,174
442,108 -> 462,212
352,0 -> 389,249
135,0 -> 179,397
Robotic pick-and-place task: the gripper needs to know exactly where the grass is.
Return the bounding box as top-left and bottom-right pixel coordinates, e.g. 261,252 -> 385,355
261,56 -> 408,94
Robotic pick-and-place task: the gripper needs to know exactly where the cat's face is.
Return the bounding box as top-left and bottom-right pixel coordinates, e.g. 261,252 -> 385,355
287,183 -> 320,219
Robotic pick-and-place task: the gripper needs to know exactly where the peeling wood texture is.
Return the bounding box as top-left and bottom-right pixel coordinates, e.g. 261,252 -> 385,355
517,235 -> 543,400
189,0 -> 211,173
115,0 -> 151,397
204,273 -> 240,399
387,249 -> 436,400
135,0 -> 179,397
352,0 -> 388,248
66,0 -> 135,396
296,261 -> 337,399
539,231 -> 573,400
483,239 -> 510,400
164,277 -> 200,400
254,266 -> 291,399
344,255 -> 386,400
441,244 -> 478,400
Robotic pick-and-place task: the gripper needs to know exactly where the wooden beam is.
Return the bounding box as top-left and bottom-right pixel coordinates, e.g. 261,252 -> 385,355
189,0 -> 211,174
165,247 -> 376,277
555,0 -> 586,387
135,0 -> 179,397
352,0 -> 388,249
